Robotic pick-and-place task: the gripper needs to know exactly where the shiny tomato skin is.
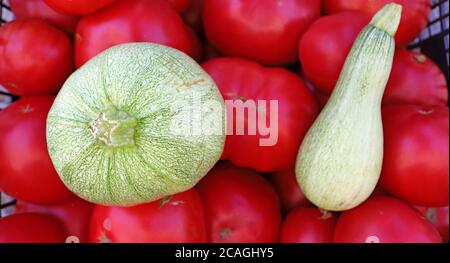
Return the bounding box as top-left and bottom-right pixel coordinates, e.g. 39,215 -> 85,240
299,12 -> 369,94
196,163 -> 281,243
89,189 -> 206,243
9,0 -> 78,35
74,0 -> 200,67
383,49 -> 448,106
323,0 -> 431,46
416,206 -> 449,242
269,170 -> 311,212
0,213 -> 67,243
334,196 -> 442,243
203,0 -> 321,65
280,208 -> 336,243
44,0 -> 114,15
0,20 -> 74,96
381,104 -> 449,207
202,58 -> 318,172
0,96 -> 73,205
14,197 -> 94,243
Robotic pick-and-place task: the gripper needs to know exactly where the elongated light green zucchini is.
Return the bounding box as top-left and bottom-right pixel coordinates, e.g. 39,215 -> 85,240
47,43 -> 225,206
295,3 -> 402,211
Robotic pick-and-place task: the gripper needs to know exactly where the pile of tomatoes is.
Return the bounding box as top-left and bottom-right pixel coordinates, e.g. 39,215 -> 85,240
0,0 -> 448,243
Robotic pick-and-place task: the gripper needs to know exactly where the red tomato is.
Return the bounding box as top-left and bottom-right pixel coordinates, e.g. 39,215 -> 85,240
14,197 -> 94,243
383,49 -> 448,106
280,208 -> 336,243
202,58 -> 318,172
269,170 -> 311,212
167,0 -> 191,13
9,0 -> 79,35
74,0 -> 200,67
299,12 -> 369,94
0,213 -> 67,243
381,104 -> 449,207
0,20 -> 73,96
414,206 -> 429,215
334,196 -> 442,243
196,163 -> 281,242
323,0 -> 431,46
0,96 -> 73,204
44,0 -> 114,15
89,189 -> 206,243
415,206 -> 449,242
203,0 -> 321,65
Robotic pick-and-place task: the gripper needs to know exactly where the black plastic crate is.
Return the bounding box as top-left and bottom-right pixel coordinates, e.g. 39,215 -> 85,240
0,0 -> 449,217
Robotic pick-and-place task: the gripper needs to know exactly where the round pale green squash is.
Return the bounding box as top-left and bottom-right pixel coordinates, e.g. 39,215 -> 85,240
47,43 -> 225,206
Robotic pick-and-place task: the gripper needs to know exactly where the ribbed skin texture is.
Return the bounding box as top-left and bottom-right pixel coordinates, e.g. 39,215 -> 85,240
47,43 -> 225,206
295,4 -> 401,211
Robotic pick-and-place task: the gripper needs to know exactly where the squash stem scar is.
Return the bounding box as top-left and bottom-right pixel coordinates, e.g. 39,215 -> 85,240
89,107 -> 138,148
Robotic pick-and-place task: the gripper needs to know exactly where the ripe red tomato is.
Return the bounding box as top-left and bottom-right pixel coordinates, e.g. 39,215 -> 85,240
203,0 -> 321,65
299,12 -> 369,94
202,58 -> 318,172
14,197 -> 94,243
0,213 -> 67,243
196,163 -> 281,242
334,196 -> 442,243
269,170 -> 311,212
89,189 -> 206,243
74,0 -> 200,67
415,206 -> 449,242
9,0 -> 79,35
280,208 -> 336,243
0,96 -> 73,205
381,104 -> 449,207
44,0 -> 114,15
323,0 -> 431,46
167,0 -> 191,13
0,20 -> 73,96
383,49 -> 448,106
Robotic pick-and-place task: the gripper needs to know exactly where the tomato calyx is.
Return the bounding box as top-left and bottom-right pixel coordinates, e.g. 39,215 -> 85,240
6,82 -> 18,91
89,107 -> 137,148
97,218 -> 113,243
319,209 -> 333,220
219,227 -> 233,240
75,33 -> 82,42
425,208 -> 437,222
99,232 -> 112,243
158,195 -> 185,208
413,54 -> 427,64
21,104 -> 34,113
